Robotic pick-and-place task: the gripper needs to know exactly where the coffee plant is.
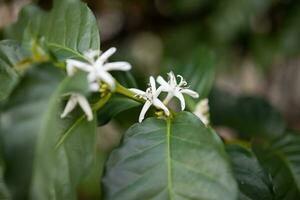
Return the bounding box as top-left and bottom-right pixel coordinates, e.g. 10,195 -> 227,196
0,0 -> 299,200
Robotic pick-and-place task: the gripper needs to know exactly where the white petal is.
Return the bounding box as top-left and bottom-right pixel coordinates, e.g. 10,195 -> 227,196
97,70 -> 115,90
149,76 -> 156,92
84,49 -> 100,62
103,62 -> 131,71
156,76 -> 171,91
87,71 -> 97,83
76,94 -> 93,121
176,75 -> 187,87
129,88 -> 146,97
98,47 -> 116,64
195,98 -> 209,113
66,59 -> 93,72
153,99 -> 170,116
66,64 -> 76,76
202,118 -> 209,126
60,95 -> 78,118
163,92 -> 174,105
168,71 -> 177,86
153,86 -> 164,99
89,82 -> 100,92
181,88 -> 199,98
194,112 -> 209,126
155,86 -> 163,97
139,100 -> 151,123
174,92 -> 185,110
200,98 -> 208,105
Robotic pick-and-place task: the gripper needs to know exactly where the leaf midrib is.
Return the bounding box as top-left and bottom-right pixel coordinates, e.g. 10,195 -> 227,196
48,43 -> 89,61
166,118 -> 173,200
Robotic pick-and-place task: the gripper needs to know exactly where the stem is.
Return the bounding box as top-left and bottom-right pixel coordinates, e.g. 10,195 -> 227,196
166,117 -> 174,199
55,93 -> 112,150
55,115 -> 85,150
115,82 -> 145,104
92,93 -> 112,110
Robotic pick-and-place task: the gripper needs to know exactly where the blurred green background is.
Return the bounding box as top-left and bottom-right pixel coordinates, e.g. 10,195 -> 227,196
1,0 -> 300,199
1,0 -> 299,128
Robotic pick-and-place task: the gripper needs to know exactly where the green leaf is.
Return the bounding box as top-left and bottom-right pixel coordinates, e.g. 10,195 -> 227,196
0,64 -> 62,199
97,94 -> 139,126
103,112 -> 237,200
209,89 -> 286,139
226,144 -> 274,200
0,40 -> 23,101
4,0 -> 100,60
253,133 -> 300,200
0,65 -> 96,199
78,150 -> 107,199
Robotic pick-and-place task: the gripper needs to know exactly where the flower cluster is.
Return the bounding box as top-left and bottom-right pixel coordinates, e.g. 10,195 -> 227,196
130,76 -> 170,123
130,71 -> 199,122
66,47 -> 131,91
60,47 -> 209,125
61,48 -> 131,121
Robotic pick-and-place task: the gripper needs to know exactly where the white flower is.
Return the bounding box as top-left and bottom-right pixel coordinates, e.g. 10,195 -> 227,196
193,98 -> 209,126
156,71 -> 199,110
60,93 -> 93,121
130,76 -> 170,123
66,47 -> 131,91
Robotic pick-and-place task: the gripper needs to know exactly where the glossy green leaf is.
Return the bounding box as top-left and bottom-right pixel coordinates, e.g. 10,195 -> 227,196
0,40 -> 23,101
226,144 -> 274,200
0,65 -> 96,199
4,0 -> 100,60
78,150 -> 107,199
0,65 -> 62,199
253,133 -> 300,200
210,89 -> 286,139
103,112 -> 237,200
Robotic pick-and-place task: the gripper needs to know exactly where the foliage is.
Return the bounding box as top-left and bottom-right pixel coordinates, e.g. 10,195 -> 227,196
0,40 -> 23,101
103,112 -> 237,199
0,0 -> 299,200
226,144 -> 274,200
253,133 -> 300,199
